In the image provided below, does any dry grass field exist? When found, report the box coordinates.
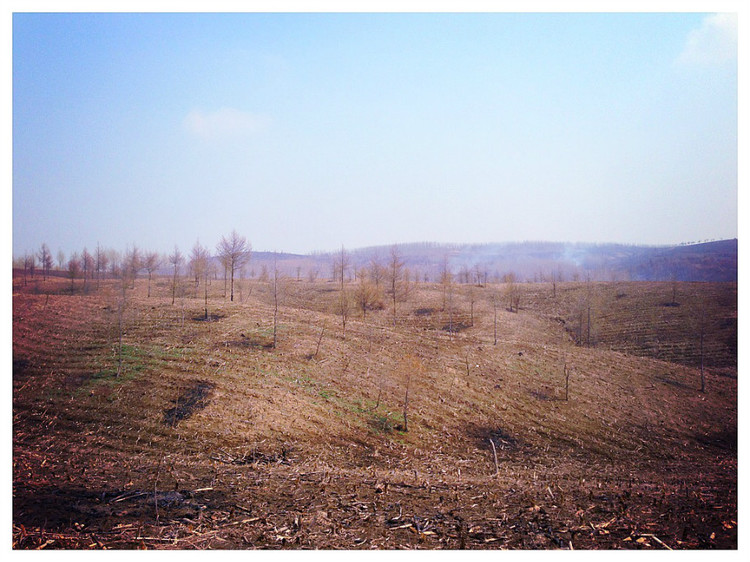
[12,273,737,549]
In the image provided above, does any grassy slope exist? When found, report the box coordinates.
[12,275,737,549]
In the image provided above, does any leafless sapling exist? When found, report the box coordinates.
[492,293,498,345]
[67,253,81,292]
[24,253,36,283]
[354,277,380,320]
[271,253,286,349]
[398,355,423,433]
[168,246,184,306]
[189,241,210,315]
[369,254,385,289]
[124,246,142,289]
[217,230,251,302]
[143,251,161,298]
[387,245,405,326]
[95,243,109,288]
[82,248,96,292]
[37,243,52,281]
[334,246,351,337]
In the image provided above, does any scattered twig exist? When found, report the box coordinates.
[640,534,673,550]
[110,491,149,503]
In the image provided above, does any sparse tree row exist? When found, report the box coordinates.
[14,237,723,394]
[14,230,251,303]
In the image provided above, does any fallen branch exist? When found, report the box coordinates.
[640,534,673,550]
[110,491,149,503]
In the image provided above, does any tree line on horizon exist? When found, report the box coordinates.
[14,234,527,295]
[13,231,253,302]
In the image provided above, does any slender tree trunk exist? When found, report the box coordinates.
[272,270,279,349]
[223,265,228,299]
[493,297,498,345]
[230,264,235,302]
[313,326,324,359]
[204,274,209,320]
[117,285,125,378]
[448,284,454,336]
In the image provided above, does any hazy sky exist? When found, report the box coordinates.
[11,9,740,257]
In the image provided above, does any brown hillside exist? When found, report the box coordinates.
[12,275,737,549]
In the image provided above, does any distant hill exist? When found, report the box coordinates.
[616,239,738,282]
[244,239,737,283]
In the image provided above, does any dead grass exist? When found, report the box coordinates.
[12,274,737,549]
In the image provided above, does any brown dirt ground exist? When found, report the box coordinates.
[12,275,737,550]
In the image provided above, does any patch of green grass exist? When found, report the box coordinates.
[75,343,191,394]
[318,389,334,400]
[367,409,402,434]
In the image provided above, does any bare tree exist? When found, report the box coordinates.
[216,230,251,302]
[467,284,476,327]
[440,257,453,311]
[492,293,498,345]
[168,246,184,306]
[95,243,109,288]
[67,253,81,291]
[22,253,34,286]
[334,246,351,337]
[369,254,385,288]
[107,249,121,279]
[189,241,209,298]
[398,355,423,433]
[271,253,286,349]
[504,273,520,313]
[333,245,350,288]
[354,276,380,320]
[142,251,161,298]
[387,245,405,326]
[81,248,95,292]
[56,249,65,271]
[38,243,52,280]
[123,246,142,289]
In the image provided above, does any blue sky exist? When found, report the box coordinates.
[11,8,740,257]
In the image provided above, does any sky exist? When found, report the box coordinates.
[10,5,742,258]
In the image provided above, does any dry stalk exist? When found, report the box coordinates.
[489,439,499,475]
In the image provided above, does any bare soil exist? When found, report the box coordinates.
[12,275,737,549]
